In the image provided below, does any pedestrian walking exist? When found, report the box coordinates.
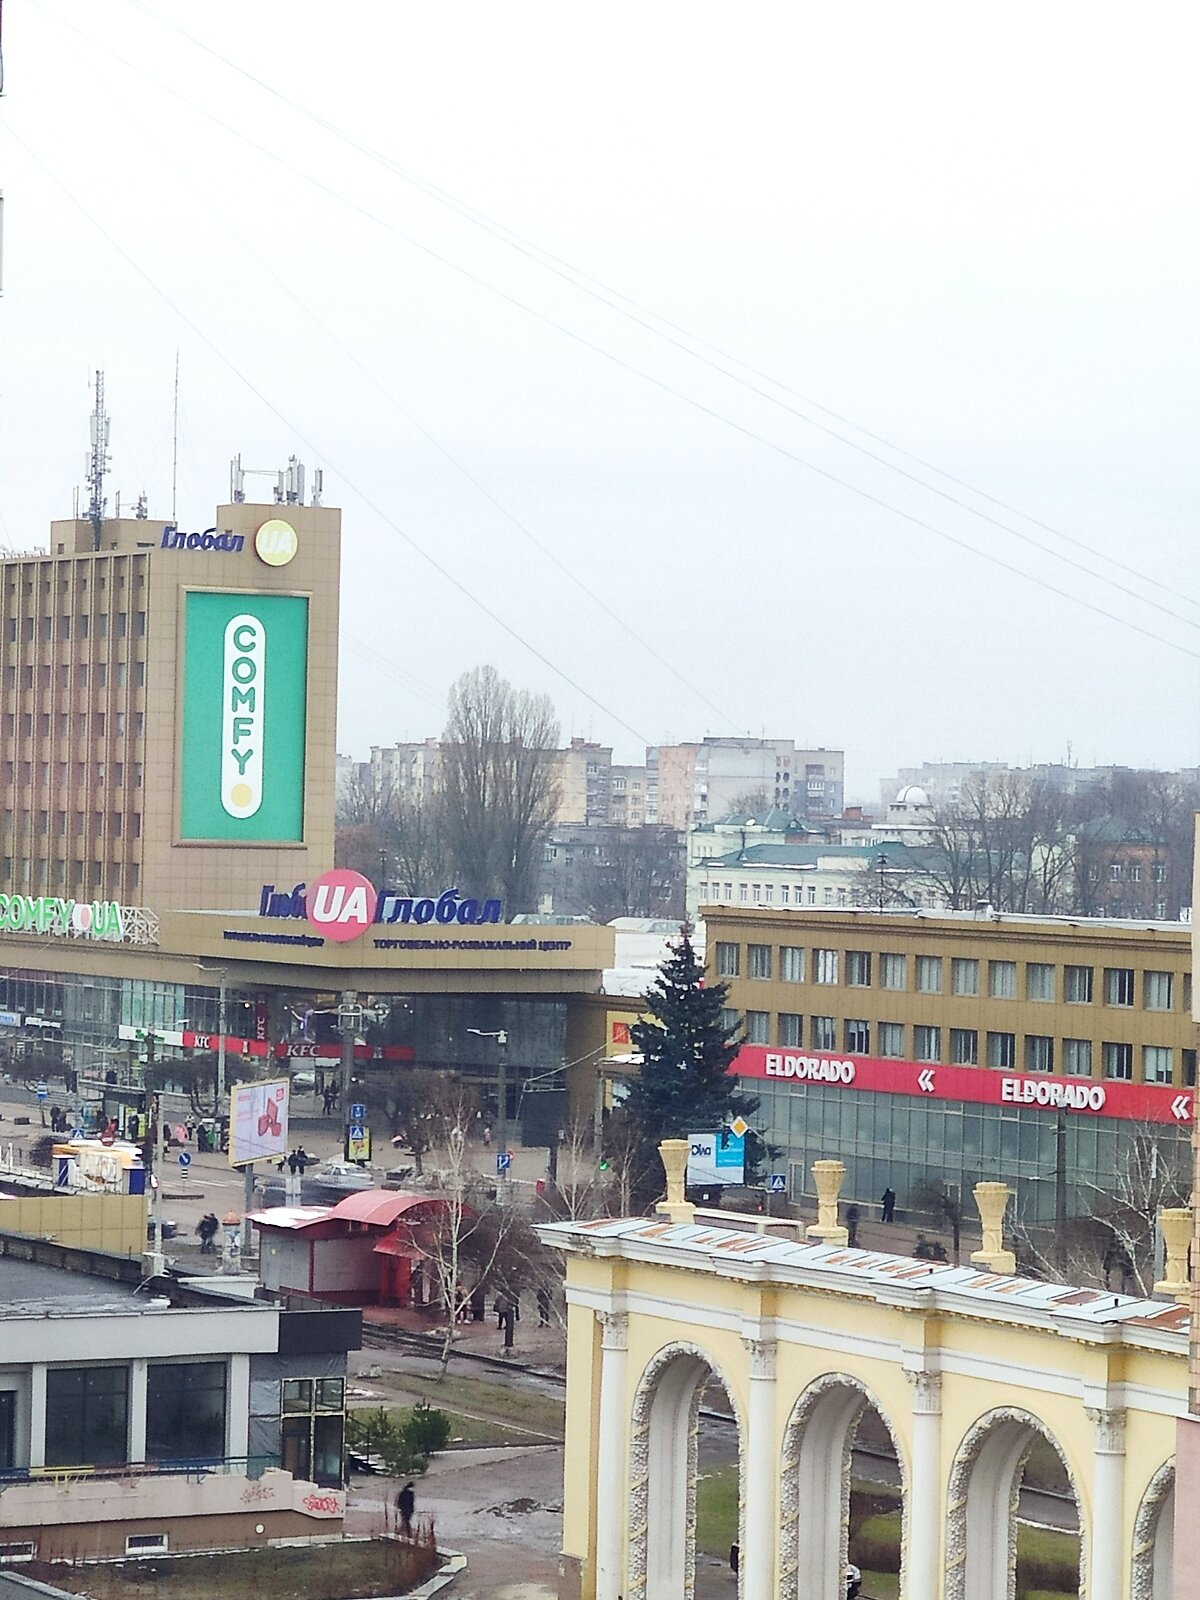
[846,1204,861,1247]
[197,1213,219,1255]
[881,1186,896,1223]
[396,1480,415,1539]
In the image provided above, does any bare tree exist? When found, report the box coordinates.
[367,1067,469,1176]
[917,773,1074,914]
[1011,1123,1191,1294]
[542,1114,611,1222]
[721,789,771,819]
[416,1086,531,1373]
[439,667,561,910]
[578,826,685,922]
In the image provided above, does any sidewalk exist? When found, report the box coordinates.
[362,1300,567,1370]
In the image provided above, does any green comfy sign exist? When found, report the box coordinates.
[0,895,124,938]
[180,591,308,842]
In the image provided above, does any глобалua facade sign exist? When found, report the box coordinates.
[260,871,503,940]
[0,895,125,940]
[160,527,246,553]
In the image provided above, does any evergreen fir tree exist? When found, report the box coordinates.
[623,925,758,1203]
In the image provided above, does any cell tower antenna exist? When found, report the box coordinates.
[171,348,179,524]
[86,369,110,552]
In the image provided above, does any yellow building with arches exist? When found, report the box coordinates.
[541,1206,1185,1600]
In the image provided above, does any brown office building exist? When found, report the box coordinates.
[0,497,615,1134]
[707,904,1195,1220]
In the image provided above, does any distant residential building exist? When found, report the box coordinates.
[1076,818,1178,921]
[608,763,650,827]
[649,738,844,830]
[552,738,613,826]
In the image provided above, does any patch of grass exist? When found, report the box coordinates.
[694,1462,738,1555]
[367,1372,564,1438]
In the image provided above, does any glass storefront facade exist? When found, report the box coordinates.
[752,1077,1192,1225]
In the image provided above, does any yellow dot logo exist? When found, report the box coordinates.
[229,782,253,809]
[254,519,298,567]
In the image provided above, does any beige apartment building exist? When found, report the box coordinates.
[707,904,1194,1219]
[3,501,339,912]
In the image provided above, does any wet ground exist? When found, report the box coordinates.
[346,1443,562,1599]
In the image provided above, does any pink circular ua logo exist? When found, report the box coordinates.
[305,868,377,942]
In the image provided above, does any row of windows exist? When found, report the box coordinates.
[3,810,142,837]
[5,564,146,595]
[2,760,144,787]
[1,710,145,738]
[715,943,1187,1010]
[698,880,944,910]
[2,658,147,689]
[2,857,142,891]
[0,660,147,693]
[2,611,147,642]
[726,1004,1194,1084]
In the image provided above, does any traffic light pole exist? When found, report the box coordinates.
[340,989,356,1158]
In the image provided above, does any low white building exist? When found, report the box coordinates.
[688,839,948,920]
[0,1244,359,1559]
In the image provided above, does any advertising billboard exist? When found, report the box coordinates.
[180,591,309,841]
[686,1130,746,1188]
[229,1078,290,1167]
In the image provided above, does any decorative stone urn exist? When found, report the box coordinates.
[1154,1206,1192,1303]
[805,1159,849,1245]
[655,1139,695,1224]
[970,1182,1016,1274]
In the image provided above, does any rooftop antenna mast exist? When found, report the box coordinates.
[171,348,179,524]
[86,369,110,552]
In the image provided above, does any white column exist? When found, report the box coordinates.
[28,1363,46,1469]
[741,1337,778,1600]
[905,1370,942,1600]
[228,1354,251,1461]
[595,1311,629,1600]
[128,1357,148,1463]
[1087,1406,1126,1600]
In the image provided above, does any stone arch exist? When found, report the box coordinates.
[626,1340,744,1600]
[778,1371,909,1600]
[945,1406,1086,1600]
[1131,1458,1174,1600]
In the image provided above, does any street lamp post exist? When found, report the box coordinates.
[467,1027,509,1190]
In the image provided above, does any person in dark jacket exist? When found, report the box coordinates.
[397,1480,415,1538]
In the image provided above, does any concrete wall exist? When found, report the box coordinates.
[0,1467,344,1559]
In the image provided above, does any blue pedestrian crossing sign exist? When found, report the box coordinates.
[349,1124,365,1143]
[496,1150,512,1173]
[769,1173,787,1193]
[35,1082,47,1101]
[178,1151,192,1169]
[350,1103,366,1122]
[71,1127,83,1140]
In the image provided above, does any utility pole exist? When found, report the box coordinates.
[468,1026,510,1200]
[339,989,357,1157]
[217,975,228,1110]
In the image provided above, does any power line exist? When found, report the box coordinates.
[118,0,1200,627]
[20,4,1200,671]
[0,121,658,750]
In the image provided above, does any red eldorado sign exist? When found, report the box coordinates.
[732,1045,1193,1126]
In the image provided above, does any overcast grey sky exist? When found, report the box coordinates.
[2,3,1197,800]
